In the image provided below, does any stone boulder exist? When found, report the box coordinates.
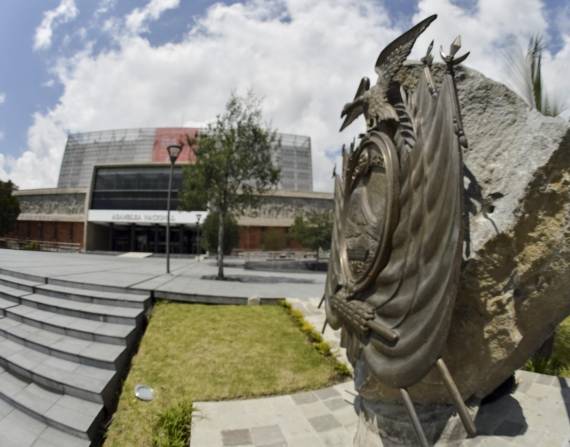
[359,63,570,404]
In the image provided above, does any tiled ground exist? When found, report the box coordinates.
[0,249,326,301]
[191,371,570,446]
[191,382,358,447]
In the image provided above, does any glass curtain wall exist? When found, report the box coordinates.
[91,166,183,210]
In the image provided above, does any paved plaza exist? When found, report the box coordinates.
[0,249,325,302]
[191,370,570,447]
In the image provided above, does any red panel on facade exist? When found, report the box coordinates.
[152,128,198,163]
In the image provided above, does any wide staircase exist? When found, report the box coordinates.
[0,268,151,447]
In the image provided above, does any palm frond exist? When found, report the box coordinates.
[504,34,567,117]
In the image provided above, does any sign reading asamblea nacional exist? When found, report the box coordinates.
[87,210,205,225]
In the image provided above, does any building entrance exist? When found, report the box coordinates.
[107,224,198,254]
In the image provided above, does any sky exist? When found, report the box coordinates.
[0,0,568,192]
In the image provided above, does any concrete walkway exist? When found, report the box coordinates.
[0,249,325,301]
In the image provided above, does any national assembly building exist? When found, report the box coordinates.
[7,128,332,254]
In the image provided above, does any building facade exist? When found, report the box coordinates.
[7,127,331,253]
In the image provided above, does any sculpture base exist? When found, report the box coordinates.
[353,395,479,446]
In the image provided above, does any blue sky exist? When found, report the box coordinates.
[0,0,568,191]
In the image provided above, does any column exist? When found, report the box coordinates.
[129,225,135,252]
[154,225,159,253]
[109,223,114,251]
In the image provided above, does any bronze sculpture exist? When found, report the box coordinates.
[325,14,476,446]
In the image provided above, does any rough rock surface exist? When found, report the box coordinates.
[355,63,570,407]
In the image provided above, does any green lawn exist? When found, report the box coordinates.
[104,301,347,447]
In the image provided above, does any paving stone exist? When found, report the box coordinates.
[291,391,318,405]
[287,434,325,447]
[191,427,223,447]
[517,370,539,383]
[330,405,358,427]
[323,398,350,412]
[277,413,315,438]
[14,384,61,414]
[299,400,330,420]
[0,369,28,397]
[526,383,558,400]
[8,350,45,371]
[319,427,353,447]
[81,341,124,363]
[0,409,46,447]
[221,428,253,446]
[516,380,533,394]
[314,387,341,401]
[33,427,90,447]
[535,374,556,386]
[250,424,286,446]
[0,398,13,418]
[44,401,98,434]
[308,414,342,433]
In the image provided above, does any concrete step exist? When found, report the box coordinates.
[35,283,149,309]
[0,319,126,370]
[0,337,116,406]
[0,274,42,293]
[0,283,31,305]
[0,401,90,447]
[5,304,135,346]
[19,292,143,326]
[0,335,116,405]
[0,268,148,445]
[0,296,19,317]
[0,366,103,441]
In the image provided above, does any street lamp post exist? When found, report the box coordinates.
[195,213,202,259]
[166,144,182,274]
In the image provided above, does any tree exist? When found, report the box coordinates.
[0,180,20,237]
[200,212,239,255]
[505,35,567,117]
[180,92,280,279]
[290,210,333,260]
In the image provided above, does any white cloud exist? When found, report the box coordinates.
[0,92,5,104]
[126,0,181,34]
[0,153,9,182]
[94,0,117,18]
[9,0,570,191]
[411,0,548,83]
[7,113,67,188]
[34,0,79,51]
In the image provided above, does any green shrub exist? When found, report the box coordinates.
[334,362,352,377]
[200,212,239,255]
[523,317,570,377]
[315,341,332,357]
[524,357,563,376]
[152,400,194,447]
[279,299,351,378]
[262,228,287,251]
[0,180,20,237]
[22,241,40,251]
